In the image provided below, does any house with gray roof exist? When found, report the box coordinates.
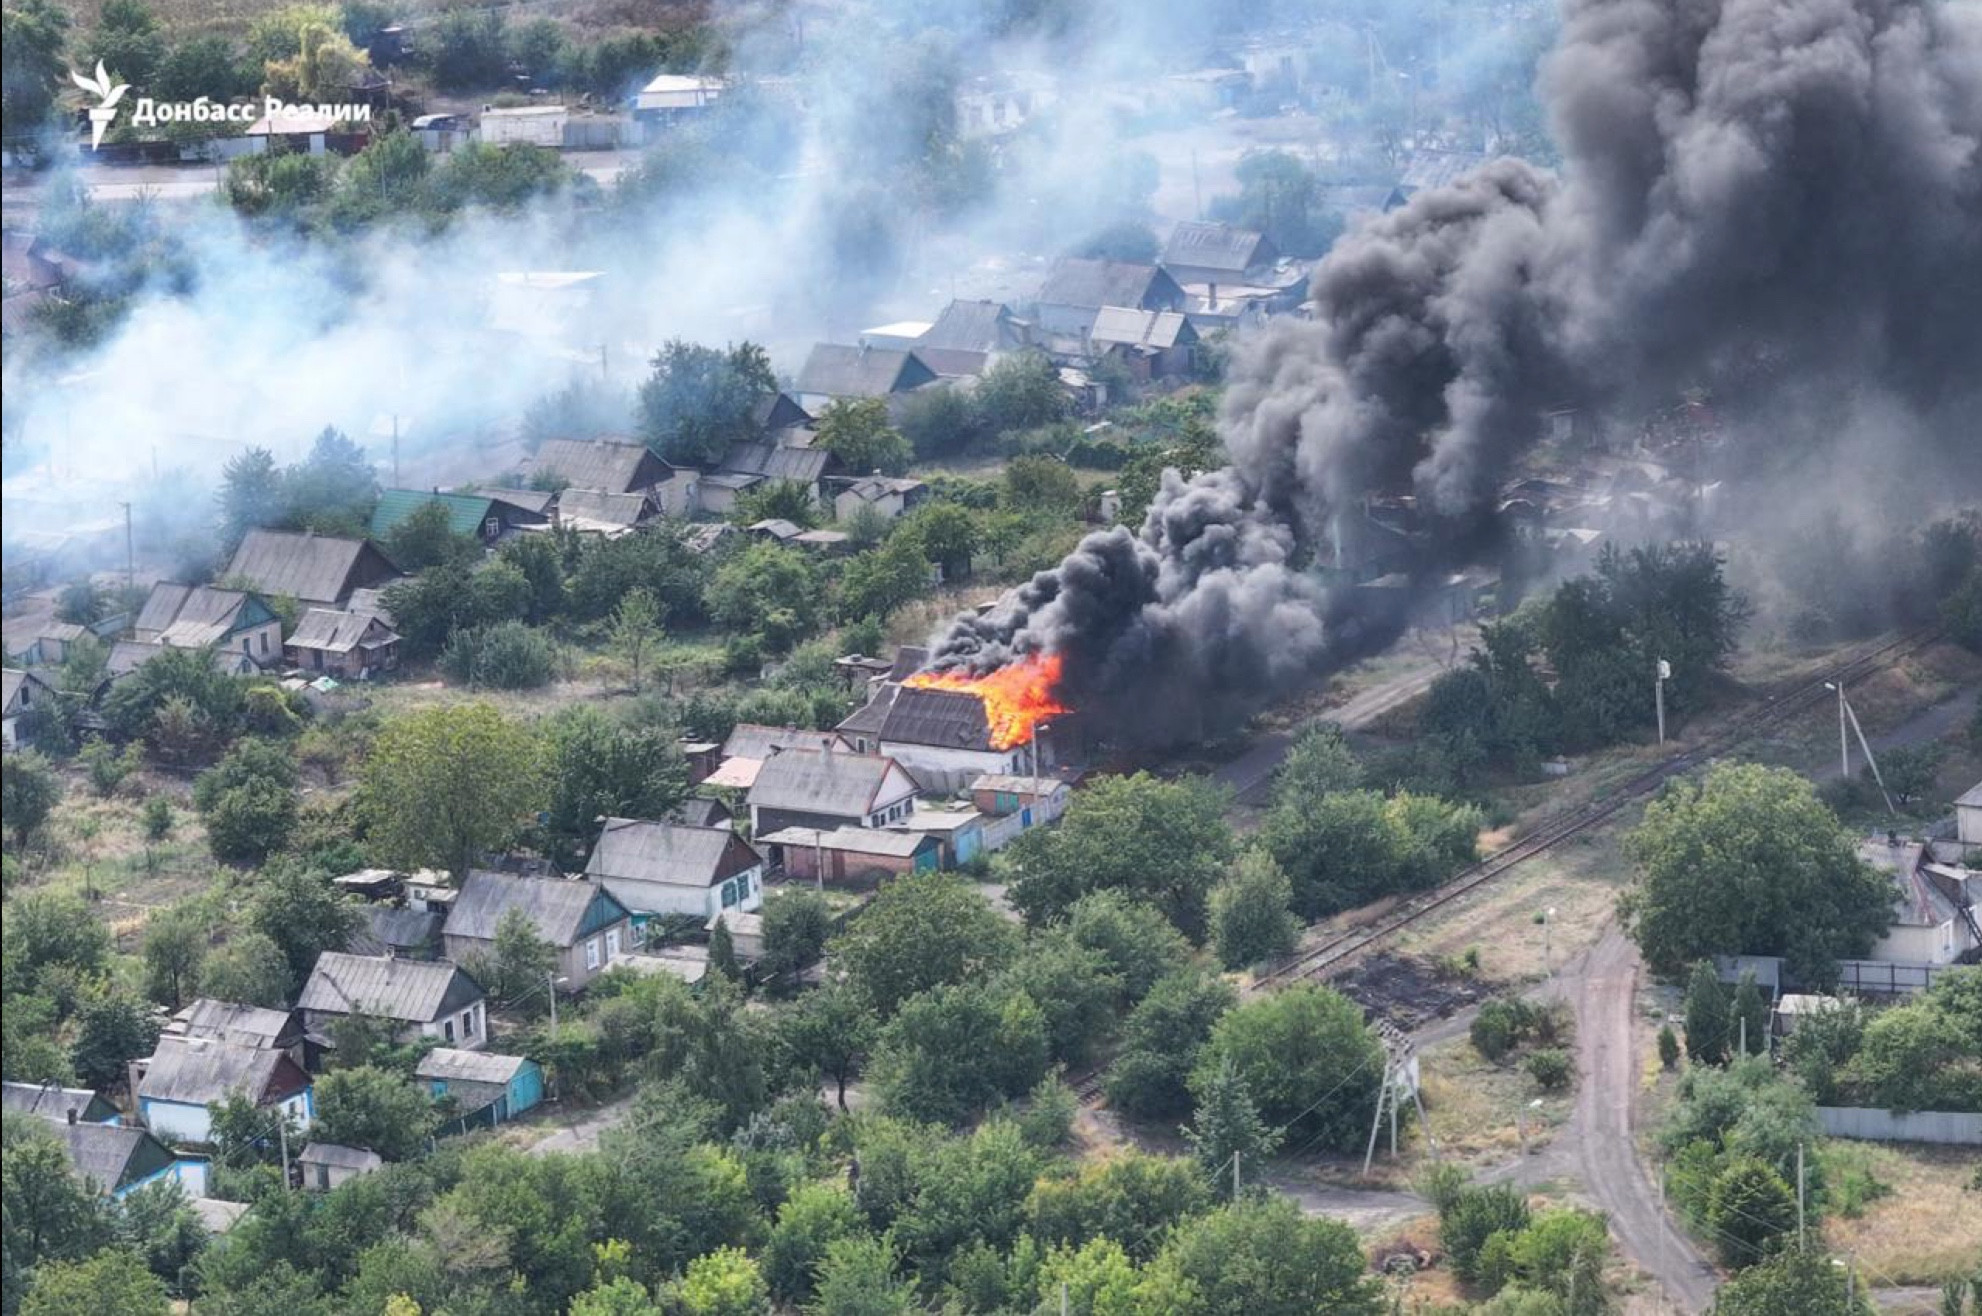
[584,817,764,927]
[792,343,939,412]
[299,951,487,1049]
[134,584,283,665]
[42,1118,207,1199]
[104,639,261,680]
[533,438,693,512]
[1160,220,1279,287]
[836,682,1052,792]
[746,746,921,835]
[755,825,943,883]
[921,299,1031,354]
[1087,306,1200,381]
[164,999,307,1068]
[1,1080,120,1125]
[347,905,445,960]
[2,667,57,749]
[554,487,660,537]
[417,1048,544,1128]
[298,1141,383,1191]
[443,872,633,990]
[136,1036,313,1144]
[284,607,401,678]
[1034,259,1186,336]
[834,476,929,523]
[223,530,400,609]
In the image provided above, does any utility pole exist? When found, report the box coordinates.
[1796,1142,1806,1250]
[1841,695,1896,814]
[1826,680,1849,779]
[1231,1149,1241,1200]
[1739,1013,1746,1058]
[1654,658,1670,744]
[546,970,559,1039]
[119,500,135,594]
[278,1115,291,1191]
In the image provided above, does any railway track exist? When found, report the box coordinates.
[1253,627,1943,991]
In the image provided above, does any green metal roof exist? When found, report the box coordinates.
[369,489,496,540]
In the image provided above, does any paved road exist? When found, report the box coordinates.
[1813,685,1980,782]
[526,1089,638,1157]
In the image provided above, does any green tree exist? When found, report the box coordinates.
[1843,999,1976,1113]
[609,588,665,692]
[896,386,979,459]
[1683,961,1732,1065]
[777,981,875,1110]
[762,1180,863,1303]
[141,901,208,1009]
[245,861,359,991]
[1143,1195,1382,1316]
[101,646,246,758]
[831,871,1018,1016]
[974,352,1068,437]
[1262,786,1479,921]
[1624,764,1892,983]
[223,148,337,222]
[995,934,1120,1067]
[1026,1150,1213,1263]
[1438,1181,1533,1286]
[199,930,293,1008]
[150,33,254,103]
[70,987,160,1090]
[469,907,557,1016]
[1001,453,1082,514]
[836,534,929,623]
[538,707,687,869]
[363,703,547,875]
[218,447,286,547]
[637,340,777,467]
[1193,983,1384,1153]
[663,1246,769,1316]
[1211,850,1301,970]
[903,501,978,579]
[1063,890,1192,1007]
[192,737,300,864]
[708,916,741,982]
[759,887,832,984]
[1073,220,1159,262]
[114,1178,206,1296]
[815,398,913,476]
[1731,970,1770,1057]
[1185,1058,1282,1195]
[309,1064,435,1161]
[1105,969,1235,1119]
[1,0,72,153]
[570,1277,662,1316]
[1877,742,1949,810]
[1705,1158,1797,1268]
[77,740,139,800]
[86,0,163,98]
[811,1234,917,1316]
[439,620,556,690]
[2,750,62,849]
[20,1248,167,1316]
[869,983,1049,1125]
[1711,1247,1873,1315]
[706,542,822,653]
[1002,773,1232,941]
[1209,149,1341,257]
[426,4,505,88]
[382,499,477,573]
[1,1118,111,1278]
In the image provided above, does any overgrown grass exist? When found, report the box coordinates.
[1820,1143,1982,1286]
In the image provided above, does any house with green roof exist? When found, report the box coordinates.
[368,489,543,547]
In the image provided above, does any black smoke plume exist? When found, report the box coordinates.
[928,0,1982,744]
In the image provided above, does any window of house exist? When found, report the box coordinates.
[260,632,269,654]
[585,937,601,970]
[722,879,740,908]
[630,920,646,947]
[605,928,620,958]
[444,1019,455,1042]
[241,636,250,652]
[462,1009,475,1037]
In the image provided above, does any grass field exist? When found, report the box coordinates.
[1820,1142,1982,1287]
[1415,1030,1574,1167]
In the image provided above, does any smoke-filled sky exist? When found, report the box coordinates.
[931,0,1982,742]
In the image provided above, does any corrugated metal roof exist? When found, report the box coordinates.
[757,825,938,857]
[1958,781,1982,809]
[970,774,1069,796]
[416,1047,529,1085]
[558,487,655,528]
[1037,259,1182,311]
[911,348,988,379]
[288,608,395,653]
[172,999,294,1048]
[535,438,672,494]
[444,872,627,946]
[481,487,557,516]
[105,640,257,678]
[53,1122,174,1193]
[1161,220,1270,274]
[922,300,1029,353]
[298,1141,383,1171]
[224,530,397,605]
[720,441,835,484]
[139,1037,306,1106]
[794,344,936,399]
[369,489,497,540]
[1089,306,1195,349]
[346,907,443,958]
[672,797,731,828]
[747,748,917,817]
[299,952,483,1023]
[1398,150,1488,192]
[1,1081,116,1122]
[585,817,759,892]
[838,684,996,751]
[136,583,263,642]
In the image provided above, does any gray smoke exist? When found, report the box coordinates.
[929,0,1982,741]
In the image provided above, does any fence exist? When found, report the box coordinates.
[1815,1106,1982,1145]
[1715,954,1950,997]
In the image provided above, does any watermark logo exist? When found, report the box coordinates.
[71,61,130,150]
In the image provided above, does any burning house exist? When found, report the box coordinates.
[837,653,1075,794]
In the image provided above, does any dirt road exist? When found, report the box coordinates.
[1215,660,1446,808]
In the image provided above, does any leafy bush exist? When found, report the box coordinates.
[1524,1048,1571,1091]
[439,621,556,689]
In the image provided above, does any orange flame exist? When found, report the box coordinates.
[904,652,1072,751]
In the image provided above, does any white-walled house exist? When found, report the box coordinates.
[837,684,1063,794]
[299,952,489,1050]
[584,817,765,931]
[1958,781,1982,849]
[136,1037,313,1144]
[747,747,921,835]
[1861,837,1979,966]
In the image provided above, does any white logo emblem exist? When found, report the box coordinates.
[72,61,131,150]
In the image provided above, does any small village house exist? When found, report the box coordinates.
[756,825,942,884]
[746,745,921,835]
[479,105,568,147]
[417,1048,545,1129]
[1,667,56,749]
[442,872,634,990]
[1085,307,1200,382]
[792,343,939,413]
[2,1080,121,1125]
[299,952,489,1050]
[244,106,370,156]
[833,477,929,523]
[921,299,1032,355]
[104,640,261,681]
[285,607,402,678]
[709,441,843,513]
[633,73,725,128]
[163,999,309,1070]
[583,817,765,932]
[1033,259,1186,338]
[970,773,1073,853]
[532,438,692,512]
[223,529,400,610]
[838,683,1063,793]
[554,488,661,537]
[132,583,283,666]
[1159,220,1281,289]
[297,1142,383,1191]
[346,905,446,960]
[890,801,988,868]
[1860,836,1979,967]
[135,1036,314,1144]
[368,489,531,547]
[45,1117,209,1199]
[859,320,932,351]
[709,911,765,962]
[1958,781,1982,852]
[705,724,854,791]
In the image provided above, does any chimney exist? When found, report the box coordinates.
[67,1108,78,1125]
[821,737,834,758]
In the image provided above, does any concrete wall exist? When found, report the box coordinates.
[1816,1107,1982,1145]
